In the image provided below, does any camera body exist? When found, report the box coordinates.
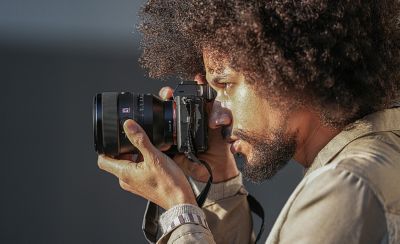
[93,81,216,156]
[173,81,215,153]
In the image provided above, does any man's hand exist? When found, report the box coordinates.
[159,75,239,183]
[97,119,196,210]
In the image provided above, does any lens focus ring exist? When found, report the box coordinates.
[101,93,119,155]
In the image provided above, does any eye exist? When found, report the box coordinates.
[222,82,233,89]
[215,79,233,90]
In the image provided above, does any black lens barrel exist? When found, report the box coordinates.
[93,94,103,153]
[101,93,120,155]
[93,92,174,156]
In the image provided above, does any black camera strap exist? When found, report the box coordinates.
[141,159,213,243]
[142,97,265,243]
[182,97,214,206]
[248,194,265,242]
[142,191,266,243]
[142,201,159,243]
[182,96,265,242]
[142,98,214,243]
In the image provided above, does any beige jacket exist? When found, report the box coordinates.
[157,107,400,244]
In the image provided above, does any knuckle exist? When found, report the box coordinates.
[133,133,146,146]
[153,156,162,166]
[149,153,165,168]
[120,167,132,185]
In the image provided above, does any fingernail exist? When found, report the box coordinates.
[124,120,137,133]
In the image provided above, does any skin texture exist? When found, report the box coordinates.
[97,51,342,208]
[98,120,197,210]
[202,52,341,182]
[159,75,239,183]
[98,0,400,215]
[203,55,297,183]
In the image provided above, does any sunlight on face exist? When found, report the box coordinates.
[203,51,297,183]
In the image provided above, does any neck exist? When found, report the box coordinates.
[294,119,341,168]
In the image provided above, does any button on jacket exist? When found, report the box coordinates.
[157,107,400,244]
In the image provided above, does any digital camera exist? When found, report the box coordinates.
[93,81,216,156]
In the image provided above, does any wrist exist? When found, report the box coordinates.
[166,190,197,210]
[159,204,208,234]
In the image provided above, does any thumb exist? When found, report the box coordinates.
[123,119,154,159]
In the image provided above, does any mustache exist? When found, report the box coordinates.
[232,129,257,143]
[221,127,254,142]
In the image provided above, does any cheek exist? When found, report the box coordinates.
[230,88,271,132]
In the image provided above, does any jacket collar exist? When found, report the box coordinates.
[305,107,400,176]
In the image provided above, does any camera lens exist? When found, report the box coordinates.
[93,92,174,156]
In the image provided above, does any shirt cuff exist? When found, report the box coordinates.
[189,172,246,204]
[159,204,208,235]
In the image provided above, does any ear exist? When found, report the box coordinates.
[194,73,207,85]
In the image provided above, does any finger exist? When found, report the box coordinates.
[173,154,210,182]
[158,86,174,100]
[208,112,231,129]
[194,73,207,85]
[173,154,192,175]
[159,144,172,151]
[123,119,155,159]
[97,154,132,179]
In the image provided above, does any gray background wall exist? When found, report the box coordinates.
[0,0,303,243]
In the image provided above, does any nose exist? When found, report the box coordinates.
[208,100,232,129]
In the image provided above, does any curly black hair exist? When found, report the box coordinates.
[138,0,400,128]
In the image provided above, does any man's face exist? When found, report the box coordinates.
[204,52,297,183]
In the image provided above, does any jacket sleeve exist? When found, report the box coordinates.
[157,173,254,244]
[276,167,387,244]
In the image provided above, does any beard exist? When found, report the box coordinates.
[231,128,297,184]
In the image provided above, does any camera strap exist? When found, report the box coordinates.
[142,200,159,243]
[141,157,212,244]
[181,96,266,241]
[185,154,213,207]
[181,97,213,206]
[142,166,265,243]
[142,193,266,243]
[142,98,213,243]
[247,194,265,242]
[142,97,265,243]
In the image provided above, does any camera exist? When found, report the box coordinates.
[93,81,216,156]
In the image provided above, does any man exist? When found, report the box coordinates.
[98,0,400,243]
